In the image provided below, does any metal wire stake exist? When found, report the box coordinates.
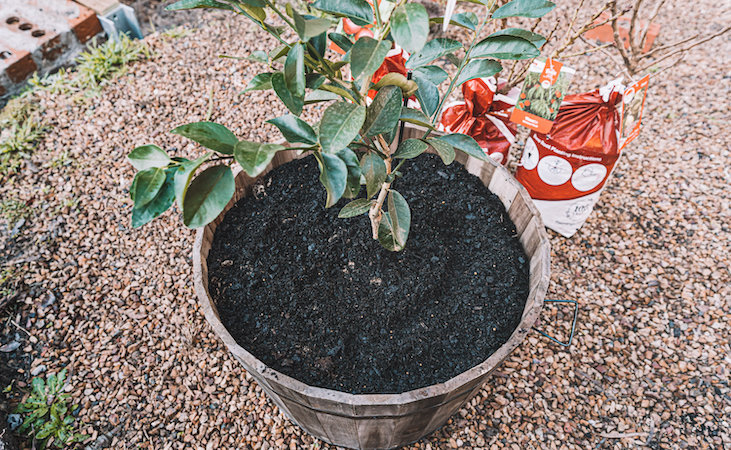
[533,299,579,347]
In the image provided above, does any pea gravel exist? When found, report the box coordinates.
[0,0,728,448]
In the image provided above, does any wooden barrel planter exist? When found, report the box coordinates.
[193,126,551,449]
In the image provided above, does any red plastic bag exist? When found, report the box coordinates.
[515,87,623,237]
[369,47,408,100]
[439,78,518,165]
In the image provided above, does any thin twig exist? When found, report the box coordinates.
[10,319,33,337]
[579,35,632,79]
[636,26,730,72]
[628,0,646,56]
[551,0,588,58]
[640,0,667,47]
[639,33,700,59]
[205,86,214,121]
[611,1,635,74]
[645,54,686,78]
[561,42,614,58]
[552,1,616,58]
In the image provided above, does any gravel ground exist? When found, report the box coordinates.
[1,0,729,448]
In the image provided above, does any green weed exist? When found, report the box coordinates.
[162,26,195,39]
[0,100,46,175]
[0,197,31,228]
[14,369,88,449]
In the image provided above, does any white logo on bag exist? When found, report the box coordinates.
[571,163,607,192]
[537,155,572,186]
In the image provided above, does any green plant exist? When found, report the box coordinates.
[128,0,557,250]
[14,370,87,449]
[0,99,47,175]
[0,198,31,228]
[0,266,18,300]
[74,34,149,90]
[162,26,196,39]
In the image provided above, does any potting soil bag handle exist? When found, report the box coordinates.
[532,299,578,347]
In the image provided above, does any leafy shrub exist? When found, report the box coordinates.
[128,0,556,251]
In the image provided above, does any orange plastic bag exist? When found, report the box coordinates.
[515,86,623,236]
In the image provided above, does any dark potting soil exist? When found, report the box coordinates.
[208,154,530,394]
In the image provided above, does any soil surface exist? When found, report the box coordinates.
[207,154,530,394]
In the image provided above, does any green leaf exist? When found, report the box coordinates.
[309,30,328,58]
[406,38,462,69]
[31,377,45,396]
[270,45,290,62]
[246,50,268,63]
[362,86,403,137]
[337,148,362,198]
[242,73,273,93]
[36,421,55,439]
[338,198,372,218]
[393,138,428,159]
[411,72,440,117]
[174,152,211,208]
[319,102,366,153]
[239,0,268,7]
[305,89,341,104]
[455,59,503,86]
[388,190,410,247]
[171,122,238,154]
[377,190,411,251]
[132,167,176,228]
[391,4,429,54]
[318,83,358,103]
[425,138,455,164]
[437,133,489,161]
[429,12,478,31]
[267,114,317,145]
[240,4,267,22]
[360,152,387,198]
[399,107,436,129]
[492,0,556,19]
[234,141,285,177]
[128,145,170,170]
[328,33,353,53]
[271,72,304,115]
[182,165,235,228]
[471,35,540,60]
[315,153,348,207]
[131,167,166,206]
[306,73,327,90]
[293,13,332,40]
[351,37,391,80]
[311,0,374,26]
[489,27,547,48]
[284,43,305,97]
[412,65,448,85]
[165,0,234,11]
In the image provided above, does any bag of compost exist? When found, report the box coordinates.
[515,81,625,237]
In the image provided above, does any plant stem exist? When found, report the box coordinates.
[422,7,492,140]
[368,135,394,239]
[374,0,382,29]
